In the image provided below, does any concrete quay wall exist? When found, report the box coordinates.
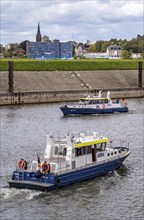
[0,88,143,106]
[0,70,143,105]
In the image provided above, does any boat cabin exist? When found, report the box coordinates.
[40,133,110,173]
[29,132,129,175]
[79,97,111,105]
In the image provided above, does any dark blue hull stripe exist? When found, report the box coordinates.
[60,107,128,115]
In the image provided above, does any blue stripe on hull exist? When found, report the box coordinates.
[60,107,128,115]
[56,156,126,187]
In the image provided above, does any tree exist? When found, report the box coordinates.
[95,41,103,52]
[0,44,5,53]
[101,42,110,52]
[120,50,130,59]
[3,50,12,58]
[9,43,18,50]
[42,35,50,42]
[88,44,96,52]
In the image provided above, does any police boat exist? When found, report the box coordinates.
[60,91,128,115]
[8,132,130,191]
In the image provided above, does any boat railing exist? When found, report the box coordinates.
[107,139,129,149]
[119,139,129,149]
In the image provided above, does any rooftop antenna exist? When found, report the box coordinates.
[72,32,73,41]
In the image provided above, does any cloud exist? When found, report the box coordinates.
[1,0,143,45]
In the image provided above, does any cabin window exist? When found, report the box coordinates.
[87,145,92,154]
[90,99,109,104]
[55,145,67,156]
[97,152,104,157]
[82,147,86,155]
[75,146,91,156]
[101,100,105,103]
[55,146,58,154]
[96,143,106,151]
[102,143,106,150]
[111,152,113,155]
[96,144,101,150]
[107,153,110,156]
[75,148,82,156]
[63,148,67,155]
[115,151,117,154]
[75,149,78,156]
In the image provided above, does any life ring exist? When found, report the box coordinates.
[102,104,106,109]
[18,159,27,170]
[42,161,50,173]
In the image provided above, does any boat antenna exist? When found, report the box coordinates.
[98,90,102,98]
[107,91,110,98]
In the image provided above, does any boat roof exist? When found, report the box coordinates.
[80,97,110,101]
[74,137,109,148]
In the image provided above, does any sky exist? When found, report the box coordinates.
[1,0,143,45]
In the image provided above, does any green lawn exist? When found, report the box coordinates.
[0,58,143,71]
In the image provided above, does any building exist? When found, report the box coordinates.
[26,40,73,59]
[75,44,83,57]
[107,45,122,58]
[83,52,109,59]
[0,53,4,58]
[131,53,142,59]
[26,23,73,59]
[14,48,25,55]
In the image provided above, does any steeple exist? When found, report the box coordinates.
[36,22,42,42]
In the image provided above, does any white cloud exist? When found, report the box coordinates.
[1,0,143,45]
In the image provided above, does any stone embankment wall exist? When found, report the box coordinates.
[0,70,143,105]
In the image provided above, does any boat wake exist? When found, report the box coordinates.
[116,164,130,176]
[0,187,42,200]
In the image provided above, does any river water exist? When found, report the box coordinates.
[0,98,144,220]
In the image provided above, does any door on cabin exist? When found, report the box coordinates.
[92,144,96,162]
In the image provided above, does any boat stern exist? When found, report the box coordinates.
[8,170,57,191]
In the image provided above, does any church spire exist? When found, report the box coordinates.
[36,22,42,42]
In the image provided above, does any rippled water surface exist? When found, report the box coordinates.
[0,98,144,220]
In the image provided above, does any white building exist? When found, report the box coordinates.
[83,52,109,59]
[75,44,83,57]
[107,45,122,58]
[131,53,142,59]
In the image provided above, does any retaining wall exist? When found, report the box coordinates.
[0,88,143,106]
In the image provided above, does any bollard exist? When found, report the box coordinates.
[138,61,142,88]
[8,61,14,93]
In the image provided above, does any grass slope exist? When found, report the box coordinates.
[0,58,144,71]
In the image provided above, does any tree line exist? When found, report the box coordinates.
[0,34,143,58]
[87,35,143,53]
